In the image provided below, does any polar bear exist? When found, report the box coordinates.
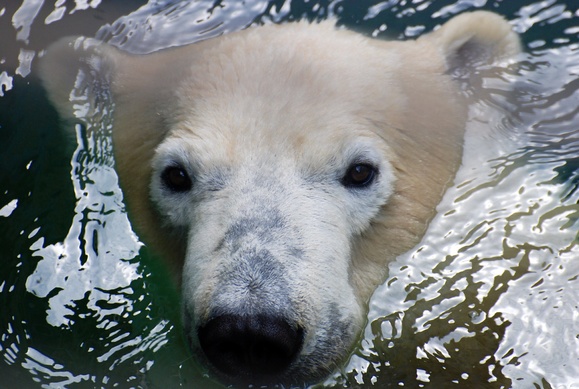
[39,11,519,386]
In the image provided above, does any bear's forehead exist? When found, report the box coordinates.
[170,24,409,123]
[167,46,407,162]
[169,68,401,166]
[166,114,389,172]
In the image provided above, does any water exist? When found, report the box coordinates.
[0,1,578,388]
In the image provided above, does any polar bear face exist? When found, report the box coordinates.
[149,91,397,382]
[40,11,520,386]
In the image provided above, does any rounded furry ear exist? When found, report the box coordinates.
[38,37,121,121]
[423,11,521,75]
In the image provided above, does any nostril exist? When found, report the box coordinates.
[198,314,303,380]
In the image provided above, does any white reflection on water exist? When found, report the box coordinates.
[25,119,141,328]
[96,0,274,54]
[0,71,14,97]
[0,199,18,217]
[22,347,91,387]
[11,0,43,43]
[12,0,103,37]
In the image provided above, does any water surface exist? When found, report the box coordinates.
[0,1,578,388]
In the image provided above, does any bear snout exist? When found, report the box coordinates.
[197,314,304,382]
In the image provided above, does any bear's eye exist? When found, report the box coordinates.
[342,163,377,188]
[161,165,192,193]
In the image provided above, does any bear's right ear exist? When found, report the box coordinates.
[38,37,124,121]
[422,11,521,77]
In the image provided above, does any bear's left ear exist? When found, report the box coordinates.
[38,36,125,122]
[421,11,521,76]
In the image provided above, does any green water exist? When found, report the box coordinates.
[1,1,578,388]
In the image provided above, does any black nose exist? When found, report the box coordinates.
[198,314,303,381]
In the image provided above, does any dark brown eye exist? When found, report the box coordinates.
[342,163,377,188]
[162,165,192,192]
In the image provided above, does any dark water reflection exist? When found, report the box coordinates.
[0,1,578,388]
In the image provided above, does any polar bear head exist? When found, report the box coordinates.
[40,11,519,386]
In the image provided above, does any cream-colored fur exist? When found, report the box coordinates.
[39,11,520,386]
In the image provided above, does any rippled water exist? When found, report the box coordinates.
[1,1,578,388]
